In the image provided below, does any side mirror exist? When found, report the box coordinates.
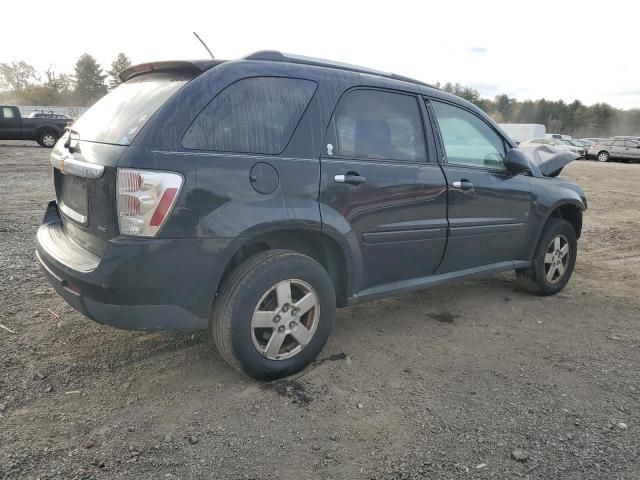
[504,148,531,173]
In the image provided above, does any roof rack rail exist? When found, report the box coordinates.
[243,51,435,89]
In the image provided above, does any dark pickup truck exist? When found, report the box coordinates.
[0,105,71,147]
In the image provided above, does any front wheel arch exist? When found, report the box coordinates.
[516,217,577,295]
[550,203,583,238]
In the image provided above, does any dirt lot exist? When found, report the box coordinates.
[1,140,639,480]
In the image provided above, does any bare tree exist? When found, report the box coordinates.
[0,61,40,102]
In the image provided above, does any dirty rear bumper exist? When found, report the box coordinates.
[37,249,207,330]
[35,201,233,331]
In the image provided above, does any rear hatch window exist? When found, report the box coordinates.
[71,72,190,146]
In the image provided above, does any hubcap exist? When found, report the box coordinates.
[598,152,608,162]
[544,235,570,284]
[250,279,320,360]
[42,134,56,146]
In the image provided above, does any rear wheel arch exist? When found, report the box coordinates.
[35,124,61,136]
[218,229,351,307]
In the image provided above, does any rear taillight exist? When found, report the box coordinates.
[116,168,183,237]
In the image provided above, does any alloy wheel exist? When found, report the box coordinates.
[597,152,609,162]
[42,134,56,147]
[544,234,570,284]
[250,279,320,360]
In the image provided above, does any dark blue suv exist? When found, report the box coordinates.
[36,51,587,379]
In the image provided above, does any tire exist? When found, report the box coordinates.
[37,131,59,148]
[211,249,336,380]
[516,218,577,296]
[597,150,610,162]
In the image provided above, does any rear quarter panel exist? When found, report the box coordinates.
[119,61,348,311]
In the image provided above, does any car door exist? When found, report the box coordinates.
[427,98,533,273]
[610,140,625,159]
[0,107,20,140]
[319,88,448,292]
[624,141,640,160]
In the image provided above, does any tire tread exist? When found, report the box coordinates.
[211,249,315,375]
[516,217,576,296]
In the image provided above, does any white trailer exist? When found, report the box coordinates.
[498,123,546,144]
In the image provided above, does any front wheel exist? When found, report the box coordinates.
[211,250,335,380]
[37,131,59,148]
[516,218,577,296]
[597,151,610,162]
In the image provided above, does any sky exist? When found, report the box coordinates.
[2,0,638,109]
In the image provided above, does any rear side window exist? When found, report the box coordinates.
[2,107,15,119]
[324,89,426,162]
[183,77,316,154]
[71,72,190,145]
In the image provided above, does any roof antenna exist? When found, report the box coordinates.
[193,32,215,59]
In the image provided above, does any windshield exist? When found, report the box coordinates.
[71,72,189,145]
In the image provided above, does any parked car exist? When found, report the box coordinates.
[588,138,640,162]
[0,106,71,147]
[565,139,591,157]
[572,139,592,149]
[36,51,587,380]
[546,133,572,141]
[578,138,600,148]
[521,137,585,157]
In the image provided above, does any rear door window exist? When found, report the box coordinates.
[71,72,191,145]
[182,77,317,155]
[323,89,427,162]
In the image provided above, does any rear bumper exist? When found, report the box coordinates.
[37,249,206,330]
[36,201,234,331]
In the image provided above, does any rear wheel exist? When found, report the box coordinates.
[597,151,610,162]
[37,131,58,148]
[211,250,335,380]
[516,218,577,296]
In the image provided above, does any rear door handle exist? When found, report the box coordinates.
[335,174,367,185]
[452,180,474,190]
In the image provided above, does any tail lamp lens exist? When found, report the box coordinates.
[116,168,183,237]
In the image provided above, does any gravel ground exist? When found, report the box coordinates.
[1,140,639,480]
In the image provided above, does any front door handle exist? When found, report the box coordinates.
[335,173,367,185]
[452,180,474,190]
